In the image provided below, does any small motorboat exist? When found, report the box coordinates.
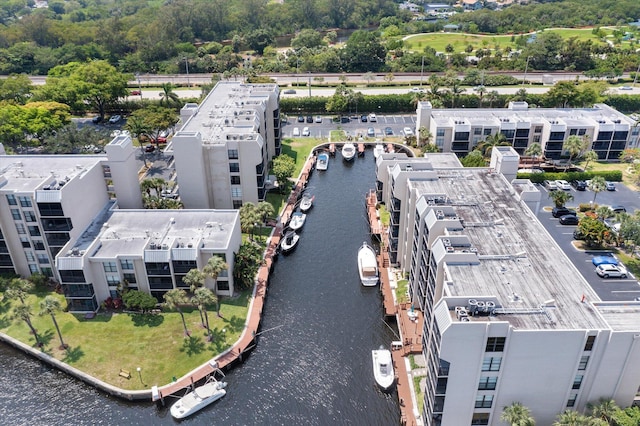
[280,231,300,254]
[170,377,227,419]
[317,152,329,171]
[358,242,379,286]
[372,346,395,390]
[342,143,356,161]
[288,211,306,231]
[373,144,385,159]
[299,194,314,212]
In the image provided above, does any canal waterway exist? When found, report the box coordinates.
[0,152,400,425]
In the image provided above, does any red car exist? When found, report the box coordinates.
[130,90,141,96]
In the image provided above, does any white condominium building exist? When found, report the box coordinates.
[56,208,240,312]
[170,81,281,209]
[416,101,639,160]
[376,149,640,425]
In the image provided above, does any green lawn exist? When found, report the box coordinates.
[280,136,325,178]
[0,289,250,390]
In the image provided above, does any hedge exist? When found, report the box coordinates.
[516,170,623,183]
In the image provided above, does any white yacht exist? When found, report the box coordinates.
[358,242,379,286]
[372,346,395,390]
[170,377,227,419]
[342,143,356,161]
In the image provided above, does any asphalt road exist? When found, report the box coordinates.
[284,114,417,139]
[535,182,640,302]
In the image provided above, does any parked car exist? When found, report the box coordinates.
[403,127,414,136]
[292,127,300,137]
[144,144,155,152]
[552,206,576,218]
[384,127,393,136]
[368,113,377,122]
[573,229,585,240]
[595,263,628,279]
[130,90,141,96]
[555,180,571,190]
[315,116,322,123]
[91,115,102,124]
[283,89,297,94]
[306,116,313,123]
[409,87,425,93]
[297,116,305,123]
[605,181,616,191]
[361,115,368,122]
[367,127,375,137]
[543,180,558,190]
[610,205,626,213]
[108,115,122,124]
[302,127,310,136]
[592,255,619,266]
[340,116,350,123]
[559,215,579,225]
[571,180,587,191]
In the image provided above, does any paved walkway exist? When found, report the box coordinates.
[155,154,317,403]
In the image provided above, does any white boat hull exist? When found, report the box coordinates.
[358,242,379,286]
[170,380,227,419]
[299,195,314,212]
[280,231,300,253]
[372,348,395,390]
[317,153,329,170]
[342,143,356,161]
[373,145,384,159]
[289,212,306,231]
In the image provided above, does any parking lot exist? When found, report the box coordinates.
[535,181,640,302]
[284,114,417,139]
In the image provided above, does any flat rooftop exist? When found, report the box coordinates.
[410,168,614,330]
[0,155,103,192]
[179,81,278,145]
[62,209,239,259]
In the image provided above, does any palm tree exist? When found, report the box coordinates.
[163,289,190,337]
[553,409,605,425]
[548,190,575,208]
[182,268,206,326]
[159,83,179,107]
[501,402,536,426]
[587,398,619,424]
[6,278,34,305]
[427,74,443,104]
[563,135,588,170]
[589,176,607,205]
[411,91,428,108]
[525,143,543,167]
[192,287,217,342]
[13,304,43,348]
[39,295,67,350]
[203,256,228,317]
[125,116,151,167]
[418,126,432,147]
[448,79,465,108]
[239,202,260,237]
[583,150,599,170]
[477,132,510,158]
[486,90,500,107]
[474,84,487,107]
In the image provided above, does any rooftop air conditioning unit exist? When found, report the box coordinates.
[443,238,451,246]
[446,246,455,253]
[461,317,471,322]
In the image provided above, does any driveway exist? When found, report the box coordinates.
[535,182,640,301]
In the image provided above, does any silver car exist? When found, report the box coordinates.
[595,264,628,279]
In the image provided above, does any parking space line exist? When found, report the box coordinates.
[611,289,640,292]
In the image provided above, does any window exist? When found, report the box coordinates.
[59,270,86,283]
[25,251,35,262]
[18,196,32,207]
[578,129,586,136]
[231,176,241,185]
[578,356,589,370]
[567,393,578,408]
[485,337,505,352]
[534,126,543,133]
[20,237,30,248]
[478,376,497,390]
[106,275,120,285]
[28,264,38,273]
[231,187,242,197]
[103,262,117,272]
[28,226,41,236]
[229,162,240,173]
[471,413,490,425]
[569,129,577,135]
[573,375,583,390]
[120,259,134,270]
[233,200,243,209]
[454,132,469,141]
[584,335,596,351]
[435,137,444,147]
[33,241,45,251]
[533,135,541,143]
[227,149,239,159]
[37,253,49,264]
[11,209,21,220]
[6,194,16,205]
[482,357,502,371]
[437,129,445,137]
[474,128,482,135]
[123,273,137,284]
[23,211,36,222]
[475,394,493,408]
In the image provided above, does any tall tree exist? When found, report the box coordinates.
[13,304,43,348]
[182,268,207,326]
[233,242,263,290]
[272,154,296,194]
[525,143,543,166]
[163,289,191,337]
[341,30,387,73]
[587,398,619,424]
[589,176,607,205]
[158,83,180,107]
[203,255,228,317]
[477,132,509,158]
[501,401,536,426]
[563,135,588,170]
[39,296,67,350]
[192,287,217,341]
[548,190,574,208]
[583,150,599,170]
[6,278,34,305]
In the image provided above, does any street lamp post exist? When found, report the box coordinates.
[420,56,425,86]
[184,57,189,87]
[308,72,311,97]
[633,62,640,88]
[296,57,299,88]
[136,367,143,386]
[522,56,531,87]
[136,73,142,99]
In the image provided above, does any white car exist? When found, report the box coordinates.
[555,180,571,190]
[302,127,310,137]
[409,87,425,93]
[292,127,300,137]
[315,116,322,123]
[368,113,377,122]
[403,127,414,136]
[595,263,628,279]
[108,115,121,124]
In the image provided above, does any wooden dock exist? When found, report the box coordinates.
[155,154,317,403]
